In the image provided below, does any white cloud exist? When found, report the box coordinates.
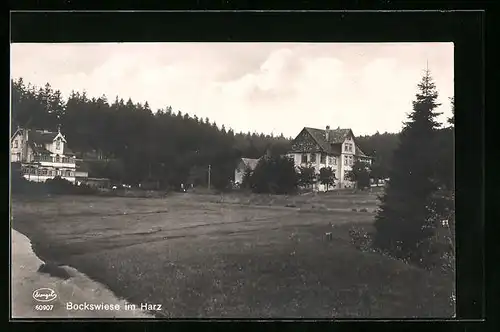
[10,42,454,137]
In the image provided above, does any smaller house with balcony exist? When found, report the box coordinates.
[10,127,78,183]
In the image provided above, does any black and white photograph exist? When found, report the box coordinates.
[10,42,455,318]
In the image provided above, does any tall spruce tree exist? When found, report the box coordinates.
[372,69,442,266]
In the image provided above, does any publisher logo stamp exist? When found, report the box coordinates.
[32,288,58,303]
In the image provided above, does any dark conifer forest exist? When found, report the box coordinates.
[11,77,452,194]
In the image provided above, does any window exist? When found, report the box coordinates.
[56,139,61,150]
[320,154,326,164]
[344,156,349,165]
[41,169,48,176]
[301,154,308,164]
[55,155,60,163]
[344,143,353,152]
[349,156,354,166]
[310,153,316,163]
[14,140,18,148]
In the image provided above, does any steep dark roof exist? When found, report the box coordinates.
[304,127,352,145]
[29,130,58,145]
[355,146,371,158]
[294,127,371,157]
[296,127,352,155]
[28,141,52,155]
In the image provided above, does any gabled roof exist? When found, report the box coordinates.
[27,141,52,155]
[30,130,68,145]
[304,127,352,145]
[239,158,260,171]
[11,128,67,145]
[292,127,372,158]
[355,146,371,158]
[11,128,22,141]
[11,128,74,156]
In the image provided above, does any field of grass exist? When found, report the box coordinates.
[11,190,454,318]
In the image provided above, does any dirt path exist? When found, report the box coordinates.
[10,228,153,319]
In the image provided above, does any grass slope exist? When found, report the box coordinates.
[11,192,454,318]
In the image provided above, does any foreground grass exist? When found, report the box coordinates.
[11,192,454,318]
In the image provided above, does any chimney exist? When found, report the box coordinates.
[325,125,330,141]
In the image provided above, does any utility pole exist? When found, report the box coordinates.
[208,164,211,190]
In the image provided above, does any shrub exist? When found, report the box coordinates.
[11,173,98,196]
[348,226,373,252]
[249,156,298,195]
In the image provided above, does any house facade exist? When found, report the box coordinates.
[287,126,373,191]
[10,127,78,183]
[234,158,260,185]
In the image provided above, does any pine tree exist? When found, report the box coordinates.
[448,97,454,125]
[372,69,443,266]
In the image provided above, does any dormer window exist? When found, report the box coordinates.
[56,139,61,150]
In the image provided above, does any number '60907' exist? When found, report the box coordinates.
[35,304,54,311]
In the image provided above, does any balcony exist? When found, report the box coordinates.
[33,156,76,169]
[38,160,76,169]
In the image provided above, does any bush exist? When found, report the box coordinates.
[348,226,373,252]
[11,173,98,196]
[249,156,298,195]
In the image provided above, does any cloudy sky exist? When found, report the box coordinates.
[11,42,453,137]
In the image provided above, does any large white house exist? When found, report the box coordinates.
[10,127,78,183]
[287,126,373,191]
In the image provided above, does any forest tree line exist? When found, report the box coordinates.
[11,78,452,192]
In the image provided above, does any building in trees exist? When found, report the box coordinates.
[287,126,373,191]
[234,157,260,185]
[10,127,77,183]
